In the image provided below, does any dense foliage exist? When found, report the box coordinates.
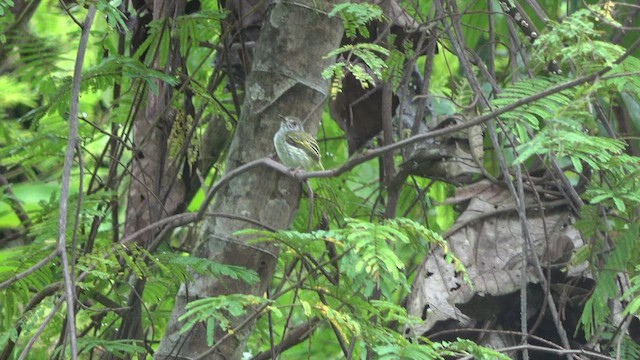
[1,0,640,359]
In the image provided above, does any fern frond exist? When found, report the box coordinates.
[0,244,57,330]
[613,337,640,360]
[0,76,38,109]
[178,294,268,335]
[491,76,571,132]
[95,0,129,31]
[581,224,639,337]
[4,31,66,84]
[0,0,14,17]
[241,217,464,300]
[175,9,227,56]
[329,3,384,39]
[159,253,260,285]
[323,43,389,95]
[23,55,179,123]
[532,7,627,74]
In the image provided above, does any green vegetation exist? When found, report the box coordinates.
[1,0,640,359]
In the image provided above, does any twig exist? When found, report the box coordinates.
[302,260,350,357]
[1,283,61,360]
[189,250,350,360]
[251,320,320,360]
[0,175,33,232]
[516,164,531,360]
[196,158,290,219]
[489,120,573,359]
[0,250,58,290]
[121,210,278,245]
[17,299,64,360]
[56,5,97,360]
[57,0,83,28]
[412,29,437,136]
[304,179,316,232]
[71,141,84,287]
[265,289,276,360]
[433,328,607,359]
[123,47,640,246]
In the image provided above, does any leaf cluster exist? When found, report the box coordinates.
[237,217,479,358]
[328,3,384,39]
[488,5,640,349]
[323,43,389,97]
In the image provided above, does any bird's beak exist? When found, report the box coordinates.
[278,115,286,127]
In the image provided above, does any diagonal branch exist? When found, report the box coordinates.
[123,46,640,246]
[0,250,58,290]
[0,175,33,232]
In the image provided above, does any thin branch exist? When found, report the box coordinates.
[56,6,97,360]
[121,210,276,245]
[71,141,84,283]
[300,42,640,179]
[0,174,33,231]
[18,299,64,360]
[119,47,640,247]
[0,250,58,290]
[58,0,83,28]
[251,320,321,360]
[516,164,530,360]
[189,248,351,360]
[303,262,350,357]
[1,283,61,360]
[431,327,605,359]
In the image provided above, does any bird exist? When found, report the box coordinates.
[273,115,324,170]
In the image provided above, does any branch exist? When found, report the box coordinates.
[0,250,58,290]
[191,250,351,360]
[1,283,61,360]
[0,174,33,232]
[18,300,64,360]
[56,5,97,360]
[251,320,321,360]
[306,58,630,182]
[124,47,640,245]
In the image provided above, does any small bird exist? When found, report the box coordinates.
[273,116,324,170]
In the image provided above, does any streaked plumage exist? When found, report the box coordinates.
[273,117,323,170]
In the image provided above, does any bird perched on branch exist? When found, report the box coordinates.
[273,116,323,170]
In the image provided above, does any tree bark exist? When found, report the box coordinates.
[110,2,192,358]
[154,0,343,358]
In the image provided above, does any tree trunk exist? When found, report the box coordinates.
[154,0,343,358]
[109,2,191,358]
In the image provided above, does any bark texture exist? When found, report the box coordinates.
[109,3,189,359]
[154,0,343,358]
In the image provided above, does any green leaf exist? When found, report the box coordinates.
[612,197,626,212]
[164,254,259,284]
[329,3,384,39]
[178,295,268,334]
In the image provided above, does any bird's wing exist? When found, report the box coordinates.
[286,131,321,161]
